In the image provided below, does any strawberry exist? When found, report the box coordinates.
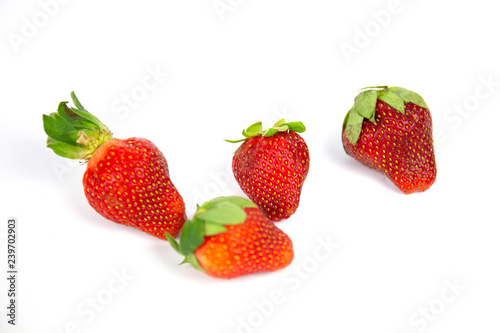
[43,92,186,239]
[226,119,310,221]
[342,86,436,194]
[167,196,294,279]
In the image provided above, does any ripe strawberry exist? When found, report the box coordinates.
[166,196,294,279]
[226,120,310,221]
[43,92,186,239]
[342,86,436,193]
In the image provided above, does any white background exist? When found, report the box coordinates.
[0,0,499,332]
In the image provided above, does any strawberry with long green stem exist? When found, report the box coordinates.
[43,92,186,238]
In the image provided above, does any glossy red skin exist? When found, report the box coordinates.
[195,207,294,279]
[232,131,310,221]
[83,138,186,238]
[342,100,436,194]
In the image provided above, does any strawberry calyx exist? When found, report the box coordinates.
[43,92,113,161]
[225,119,306,143]
[166,196,257,271]
[343,86,429,145]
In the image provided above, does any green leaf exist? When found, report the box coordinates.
[62,93,110,134]
[196,201,246,225]
[71,91,85,110]
[224,138,247,143]
[68,106,109,134]
[182,253,205,271]
[165,233,182,255]
[204,223,228,236]
[378,90,406,114]
[242,121,263,137]
[57,102,97,131]
[226,119,306,142]
[344,107,364,145]
[58,102,82,120]
[272,118,287,127]
[284,121,306,133]
[342,109,350,132]
[179,219,205,255]
[263,120,306,137]
[201,196,256,210]
[387,86,428,109]
[353,89,379,120]
[46,138,89,160]
[262,128,278,137]
[360,85,388,90]
[368,113,376,125]
[43,113,82,146]
[68,107,104,128]
[263,124,290,137]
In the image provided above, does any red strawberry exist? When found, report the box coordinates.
[342,86,436,193]
[43,92,186,238]
[167,196,294,279]
[226,120,310,221]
